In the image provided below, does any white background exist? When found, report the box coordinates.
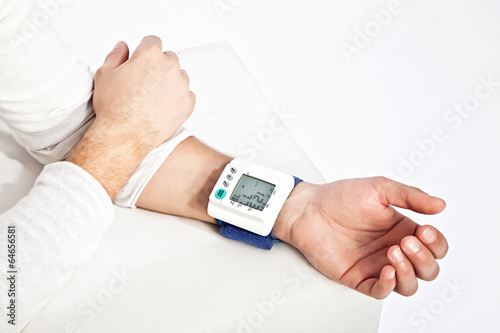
[36,0,500,331]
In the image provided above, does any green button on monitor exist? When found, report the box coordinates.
[215,188,227,199]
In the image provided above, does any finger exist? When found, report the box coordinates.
[388,245,418,296]
[353,266,396,300]
[400,236,440,281]
[132,35,163,58]
[416,225,449,259]
[366,265,396,300]
[164,50,179,62]
[376,177,446,215]
[99,41,129,73]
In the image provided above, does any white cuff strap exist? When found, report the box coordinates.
[114,128,193,208]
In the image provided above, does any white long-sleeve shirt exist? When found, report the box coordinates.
[0,163,114,333]
[0,1,114,330]
[0,0,95,165]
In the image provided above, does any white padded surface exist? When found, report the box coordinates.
[0,42,381,332]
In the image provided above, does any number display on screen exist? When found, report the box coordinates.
[229,174,276,211]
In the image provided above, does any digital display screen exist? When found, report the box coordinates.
[230,174,276,211]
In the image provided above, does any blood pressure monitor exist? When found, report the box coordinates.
[208,158,297,237]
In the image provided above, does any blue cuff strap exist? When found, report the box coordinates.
[216,176,303,250]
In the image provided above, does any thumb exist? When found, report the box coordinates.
[378,178,446,215]
[100,41,129,72]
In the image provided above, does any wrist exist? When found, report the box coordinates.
[67,119,151,200]
[135,136,232,223]
[273,181,313,244]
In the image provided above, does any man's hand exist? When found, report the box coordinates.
[93,36,195,151]
[68,36,195,199]
[273,177,448,299]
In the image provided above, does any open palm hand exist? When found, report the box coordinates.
[275,177,448,299]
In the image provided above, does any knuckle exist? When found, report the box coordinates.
[144,35,162,44]
[435,251,446,260]
[408,285,418,296]
[373,176,390,186]
[167,58,180,70]
[180,72,190,87]
[95,67,104,79]
[185,93,195,114]
[396,262,411,274]
[164,50,179,59]
[156,60,179,75]
[401,285,418,297]
[374,293,388,300]
[371,176,392,198]
[141,44,162,57]
[375,176,388,182]
[164,51,180,66]
[438,243,449,259]
[424,267,440,281]
[405,289,417,297]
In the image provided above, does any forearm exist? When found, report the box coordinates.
[0,162,114,333]
[136,137,232,224]
[135,136,305,243]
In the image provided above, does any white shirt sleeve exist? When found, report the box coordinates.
[0,0,189,328]
[0,0,95,165]
[0,162,114,333]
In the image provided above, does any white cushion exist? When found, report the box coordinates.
[0,41,381,333]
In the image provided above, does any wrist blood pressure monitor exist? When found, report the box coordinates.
[208,158,302,249]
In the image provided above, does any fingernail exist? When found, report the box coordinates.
[404,238,420,254]
[422,227,436,243]
[391,248,404,263]
[387,268,395,279]
[113,41,123,49]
